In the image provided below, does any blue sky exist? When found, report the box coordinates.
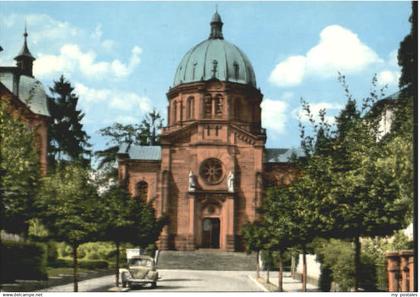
[0,1,411,152]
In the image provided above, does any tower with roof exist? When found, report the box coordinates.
[0,28,50,174]
[118,12,302,251]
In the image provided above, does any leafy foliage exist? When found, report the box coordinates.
[36,164,101,291]
[363,230,413,291]
[397,2,416,93]
[297,75,412,290]
[316,239,378,291]
[95,109,163,175]
[98,185,167,247]
[0,101,40,235]
[1,240,48,282]
[36,164,100,246]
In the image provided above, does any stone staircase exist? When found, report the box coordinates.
[156,250,257,271]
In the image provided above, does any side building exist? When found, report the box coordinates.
[0,29,50,174]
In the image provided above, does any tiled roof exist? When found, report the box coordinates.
[118,143,161,161]
[264,148,305,163]
[0,71,50,117]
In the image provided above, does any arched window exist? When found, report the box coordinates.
[233,61,239,80]
[173,101,177,124]
[136,181,148,201]
[215,94,223,117]
[187,96,194,119]
[204,95,212,118]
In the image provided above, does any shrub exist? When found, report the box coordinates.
[78,242,115,261]
[46,241,58,265]
[363,230,413,291]
[315,239,378,291]
[1,240,48,282]
[56,242,72,258]
[79,260,108,269]
[48,258,109,270]
[48,258,73,268]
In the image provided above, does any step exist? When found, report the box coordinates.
[157,250,257,271]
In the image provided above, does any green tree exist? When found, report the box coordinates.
[48,75,91,166]
[241,221,268,279]
[95,109,163,174]
[257,187,300,292]
[388,1,415,225]
[126,196,167,250]
[98,185,168,287]
[36,164,100,292]
[0,101,40,236]
[397,1,416,94]
[298,75,411,291]
[98,185,133,287]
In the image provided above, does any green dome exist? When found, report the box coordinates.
[173,12,256,88]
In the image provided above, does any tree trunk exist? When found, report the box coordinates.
[291,252,296,279]
[256,250,260,278]
[302,245,307,292]
[115,241,120,287]
[354,236,361,292]
[266,266,270,284]
[278,251,283,292]
[72,244,79,292]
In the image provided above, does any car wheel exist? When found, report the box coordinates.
[151,282,157,289]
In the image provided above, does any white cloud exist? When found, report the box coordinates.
[1,13,128,75]
[269,25,382,87]
[74,83,109,104]
[269,56,306,87]
[294,102,343,125]
[378,70,400,87]
[74,83,152,113]
[261,99,288,134]
[34,44,142,79]
[24,14,80,46]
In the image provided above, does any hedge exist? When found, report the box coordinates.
[1,240,48,283]
[49,258,108,269]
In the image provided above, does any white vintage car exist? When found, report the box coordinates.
[119,254,159,289]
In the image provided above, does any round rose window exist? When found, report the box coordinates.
[200,158,223,184]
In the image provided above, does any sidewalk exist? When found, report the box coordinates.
[41,274,114,292]
[249,271,319,292]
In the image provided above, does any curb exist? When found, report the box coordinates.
[247,274,269,292]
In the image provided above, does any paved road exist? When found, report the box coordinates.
[129,270,262,292]
[42,270,263,292]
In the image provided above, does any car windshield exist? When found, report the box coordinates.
[129,258,152,267]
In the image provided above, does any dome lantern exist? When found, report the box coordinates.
[209,11,224,40]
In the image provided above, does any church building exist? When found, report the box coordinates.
[0,29,50,174]
[118,12,302,251]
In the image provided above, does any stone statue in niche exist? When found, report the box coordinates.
[188,170,196,192]
[227,171,235,193]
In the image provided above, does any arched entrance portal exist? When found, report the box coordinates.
[201,218,220,248]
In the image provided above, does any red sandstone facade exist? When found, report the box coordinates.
[0,30,50,175]
[118,12,300,251]
[0,83,49,174]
